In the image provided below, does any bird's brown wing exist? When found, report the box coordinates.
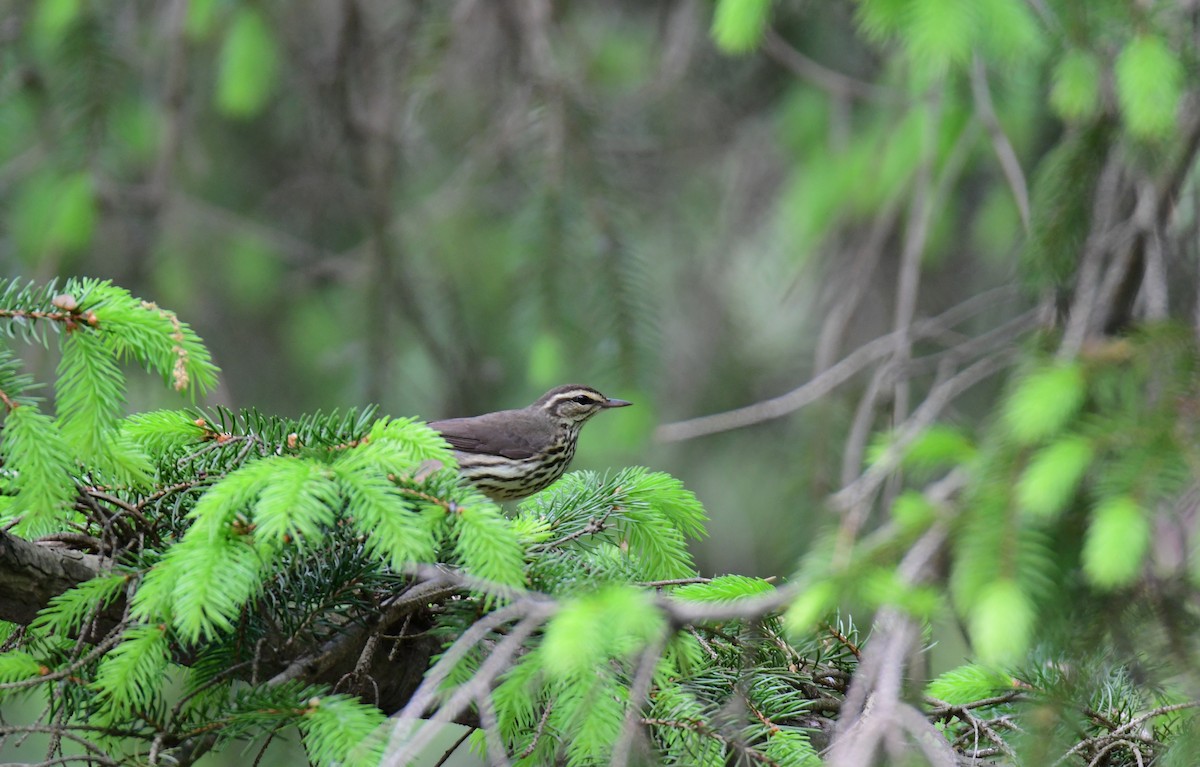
[427,412,544,460]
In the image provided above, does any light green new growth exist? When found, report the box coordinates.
[1002,362,1086,445]
[452,503,526,589]
[541,585,665,677]
[927,664,1014,705]
[1083,495,1150,589]
[710,0,771,54]
[1115,35,1183,140]
[0,404,78,536]
[0,651,44,685]
[672,574,774,602]
[91,624,171,724]
[298,695,387,767]
[30,572,128,637]
[1016,434,1095,520]
[0,277,219,536]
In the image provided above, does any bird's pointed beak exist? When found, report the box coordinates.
[603,397,633,408]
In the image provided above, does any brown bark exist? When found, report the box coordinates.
[0,531,450,717]
[0,531,103,625]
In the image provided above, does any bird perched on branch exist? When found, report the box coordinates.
[428,384,632,501]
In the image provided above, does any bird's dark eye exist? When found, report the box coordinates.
[574,395,592,405]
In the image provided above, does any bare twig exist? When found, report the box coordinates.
[890,92,940,431]
[814,203,901,373]
[970,55,1031,232]
[1056,156,1128,359]
[476,693,514,767]
[388,598,544,725]
[610,630,668,767]
[1050,698,1200,767]
[928,693,1022,760]
[431,727,474,767]
[840,365,888,487]
[656,287,1021,441]
[517,702,554,759]
[830,353,1015,516]
[897,704,958,767]
[542,505,617,549]
[826,525,951,766]
[385,606,556,767]
[641,577,712,588]
[1141,221,1169,321]
[762,29,901,103]
[0,725,120,766]
[150,661,253,764]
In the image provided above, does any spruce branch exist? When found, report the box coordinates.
[266,576,460,689]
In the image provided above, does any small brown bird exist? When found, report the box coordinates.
[428,384,632,501]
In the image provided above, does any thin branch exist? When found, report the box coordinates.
[897,704,958,767]
[640,577,712,588]
[814,202,901,373]
[517,702,553,760]
[541,506,616,549]
[476,693,514,767]
[761,29,901,103]
[0,726,120,766]
[1141,218,1169,321]
[927,691,1023,719]
[659,583,799,624]
[840,365,888,487]
[431,728,474,767]
[385,607,556,767]
[0,753,122,767]
[0,623,126,692]
[830,352,1016,515]
[970,55,1031,232]
[610,630,668,767]
[389,599,542,724]
[1056,155,1128,360]
[890,91,941,431]
[656,287,1022,441]
[928,693,1021,760]
[150,661,253,764]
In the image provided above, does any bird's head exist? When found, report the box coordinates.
[534,384,632,427]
